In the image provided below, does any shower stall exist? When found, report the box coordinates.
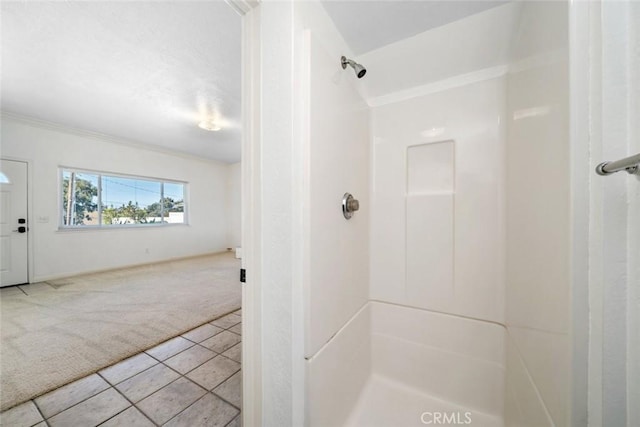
[246,0,638,424]
[297,1,572,426]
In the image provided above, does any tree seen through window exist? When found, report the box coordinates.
[62,170,186,227]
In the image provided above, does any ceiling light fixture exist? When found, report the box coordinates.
[198,119,221,132]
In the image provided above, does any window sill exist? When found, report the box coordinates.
[57,223,190,232]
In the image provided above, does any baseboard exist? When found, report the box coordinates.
[31,250,234,283]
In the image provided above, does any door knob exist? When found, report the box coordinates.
[12,226,27,233]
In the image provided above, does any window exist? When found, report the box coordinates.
[61,168,186,228]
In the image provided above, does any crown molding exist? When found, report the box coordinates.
[0,111,228,166]
[224,0,260,16]
[367,64,509,108]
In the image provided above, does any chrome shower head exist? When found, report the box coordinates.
[341,56,366,79]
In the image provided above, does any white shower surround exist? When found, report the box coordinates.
[307,302,505,426]
[300,1,570,426]
[306,71,509,425]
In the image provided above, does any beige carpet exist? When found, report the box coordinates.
[0,252,241,411]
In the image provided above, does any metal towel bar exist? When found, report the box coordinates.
[596,152,640,176]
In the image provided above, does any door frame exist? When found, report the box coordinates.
[0,156,33,286]
[568,1,590,424]
[238,1,308,424]
[237,1,262,426]
[568,1,640,424]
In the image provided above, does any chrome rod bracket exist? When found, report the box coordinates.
[595,152,640,176]
[595,162,614,176]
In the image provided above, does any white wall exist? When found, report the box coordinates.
[291,2,371,425]
[370,77,506,324]
[307,301,505,426]
[292,1,370,361]
[369,302,505,417]
[627,5,640,424]
[306,304,371,427]
[305,32,370,358]
[357,2,519,101]
[253,2,578,425]
[0,116,230,281]
[583,2,640,425]
[255,2,301,424]
[364,3,573,425]
[226,162,241,249]
[504,2,570,426]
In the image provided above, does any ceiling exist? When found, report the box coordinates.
[322,1,508,55]
[1,1,242,163]
[357,2,519,100]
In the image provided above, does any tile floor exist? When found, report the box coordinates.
[0,310,242,427]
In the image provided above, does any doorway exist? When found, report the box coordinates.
[0,158,28,287]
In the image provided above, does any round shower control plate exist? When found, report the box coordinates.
[342,193,359,220]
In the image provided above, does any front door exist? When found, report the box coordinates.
[0,159,29,286]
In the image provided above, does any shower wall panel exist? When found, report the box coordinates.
[370,77,506,324]
[303,25,370,358]
[405,142,455,302]
[406,193,454,306]
[504,2,570,425]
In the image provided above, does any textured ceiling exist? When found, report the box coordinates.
[1,1,241,163]
[322,0,508,55]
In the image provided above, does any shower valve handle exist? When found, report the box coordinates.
[342,193,360,220]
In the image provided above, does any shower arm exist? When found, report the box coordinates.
[341,57,355,68]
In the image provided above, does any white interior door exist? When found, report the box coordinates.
[0,159,29,286]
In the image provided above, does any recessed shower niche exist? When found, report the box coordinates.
[407,140,454,194]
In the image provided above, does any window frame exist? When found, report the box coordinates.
[58,167,188,230]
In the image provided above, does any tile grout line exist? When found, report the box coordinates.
[163,347,219,375]
[2,311,242,423]
[226,416,241,427]
[124,358,220,417]
[133,309,240,366]
[124,360,234,426]
[163,350,240,383]
[118,369,185,405]
[97,372,160,427]
[156,334,243,423]
[146,341,220,369]
[178,329,240,357]
[1,340,240,422]
[30,399,48,427]
[25,355,151,420]
[32,380,113,422]
[161,386,241,426]
[108,360,163,388]
[180,332,225,346]
[145,341,242,425]
[103,310,240,380]
[34,353,181,423]
[39,386,122,425]
[32,343,240,425]
[211,372,243,411]
[9,365,240,426]
[160,391,211,426]
[145,316,240,362]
